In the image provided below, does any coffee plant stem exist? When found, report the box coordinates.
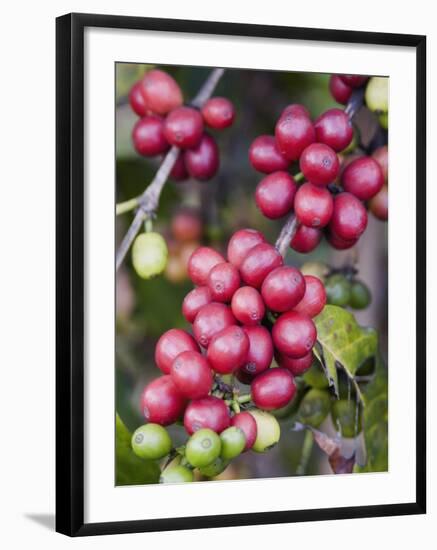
[115,68,225,271]
[275,213,299,257]
[116,196,139,215]
[345,88,365,120]
[296,429,314,475]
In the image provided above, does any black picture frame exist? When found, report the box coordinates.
[56,12,426,537]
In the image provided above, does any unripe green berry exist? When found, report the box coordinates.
[378,112,388,129]
[185,428,221,468]
[300,261,329,282]
[298,388,331,428]
[325,274,352,307]
[160,464,194,483]
[349,280,371,309]
[220,427,246,460]
[131,232,168,279]
[199,456,230,477]
[131,423,172,460]
[365,77,389,113]
[248,409,281,453]
[331,399,362,438]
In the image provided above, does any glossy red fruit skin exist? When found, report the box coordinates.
[329,75,353,105]
[171,209,202,242]
[170,152,189,181]
[141,375,186,425]
[207,262,241,303]
[251,368,296,410]
[255,171,297,219]
[369,184,388,221]
[140,69,183,115]
[294,182,334,228]
[276,351,313,376]
[182,286,212,323]
[129,81,149,117]
[290,225,322,253]
[193,302,236,348]
[240,243,283,289]
[231,286,265,326]
[240,325,274,376]
[132,115,169,157]
[282,104,311,118]
[184,396,230,435]
[249,135,289,174]
[261,266,306,313]
[231,411,257,450]
[184,133,219,181]
[163,106,204,149]
[339,75,369,88]
[299,143,340,186]
[294,275,326,318]
[170,350,213,399]
[227,229,266,269]
[207,325,250,374]
[329,192,368,241]
[187,246,225,286]
[201,97,235,129]
[275,110,316,161]
[272,311,317,358]
[314,109,354,152]
[342,156,384,200]
[326,231,358,250]
[371,145,388,182]
[155,329,199,374]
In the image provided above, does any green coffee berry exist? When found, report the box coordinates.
[199,456,230,477]
[249,409,280,453]
[325,274,352,307]
[185,428,221,468]
[349,280,371,309]
[131,232,168,279]
[131,423,172,460]
[298,388,331,428]
[378,112,388,129]
[365,77,389,113]
[300,261,329,282]
[160,464,194,483]
[220,427,246,460]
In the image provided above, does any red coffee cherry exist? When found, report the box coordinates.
[369,184,388,221]
[187,246,225,286]
[140,69,183,115]
[155,329,199,374]
[276,351,314,376]
[184,133,219,181]
[251,368,296,411]
[249,135,289,174]
[240,243,283,288]
[329,192,368,241]
[129,81,149,117]
[282,104,311,118]
[207,262,241,303]
[342,156,384,200]
[207,325,250,374]
[326,231,358,250]
[201,97,235,129]
[329,75,353,105]
[231,411,258,451]
[141,375,186,425]
[132,115,169,157]
[294,182,334,228]
[290,225,322,253]
[235,368,257,385]
[371,145,388,182]
[231,286,265,326]
[294,275,326,318]
[255,171,297,219]
[240,325,274,376]
[193,302,236,348]
[300,143,340,186]
[171,209,202,242]
[227,228,266,269]
[339,75,369,88]
[184,396,230,435]
[170,351,213,399]
[170,152,189,181]
[261,266,306,312]
[182,286,212,323]
[272,311,317,358]
[163,106,204,149]
[275,109,315,161]
[314,109,354,152]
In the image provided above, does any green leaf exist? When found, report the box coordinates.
[314,305,378,399]
[116,413,160,486]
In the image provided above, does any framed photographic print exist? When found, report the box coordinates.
[56,13,426,536]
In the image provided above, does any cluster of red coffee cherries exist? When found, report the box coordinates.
[129,69,235,182]
[249,82,387,253]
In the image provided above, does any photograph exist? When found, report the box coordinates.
[114,63,389,486]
